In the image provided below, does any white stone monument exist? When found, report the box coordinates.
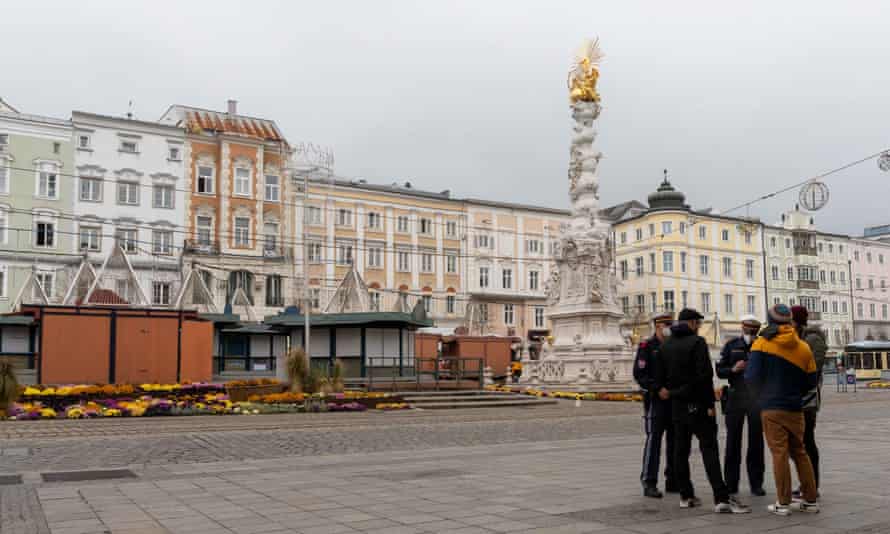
[520,38,635,391]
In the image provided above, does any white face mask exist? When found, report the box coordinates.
[743,334,753,344]
[662,327,672,338]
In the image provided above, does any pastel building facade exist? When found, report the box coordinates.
[850,236,890,341]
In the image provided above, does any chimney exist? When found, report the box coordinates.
[227,99,238,116]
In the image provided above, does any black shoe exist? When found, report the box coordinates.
[751,487,766,497]
[665,482,680,493]
[643,486,663,499]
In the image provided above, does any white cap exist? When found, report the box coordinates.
[740,314,761,325]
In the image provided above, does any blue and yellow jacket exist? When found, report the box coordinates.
[744,324,818,412]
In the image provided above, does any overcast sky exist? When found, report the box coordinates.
[2,1,888,235]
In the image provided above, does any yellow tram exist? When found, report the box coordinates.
[841,341,890,380]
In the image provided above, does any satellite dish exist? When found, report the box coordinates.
[799,181,829,212]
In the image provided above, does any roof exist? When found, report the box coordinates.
[264,311,433,328]
[0,97,19,113]
[72,110,184,133]
[0,110,71,128]
[164,105,284,142]
[464,197,571,216]
[0,315,34,326]
[199,313,242,324]
[76,288,129,306]
[599,200,647,222]
[220,323,288,335]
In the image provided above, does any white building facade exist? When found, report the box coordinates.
[71,111,187,305]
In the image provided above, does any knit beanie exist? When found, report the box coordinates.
[767,303,792,325]
[791,305,808,326]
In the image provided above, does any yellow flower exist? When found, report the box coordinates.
[40,408,57,418]
[23,387,41,396]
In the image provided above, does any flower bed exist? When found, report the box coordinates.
[866,381,890,389]
[486,385,642,402]
[225,379,284,402]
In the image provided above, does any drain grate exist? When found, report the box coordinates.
[375,468,466,482]
[560,503,710,526]
[0,474,22,485]
[41,469,137,483]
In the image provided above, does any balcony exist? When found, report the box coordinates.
[797,280,820,290]
[184,239,220,255]
[263,246,292,262]
[808,311,822,321]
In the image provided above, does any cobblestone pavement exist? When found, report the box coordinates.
[0,389,889,533]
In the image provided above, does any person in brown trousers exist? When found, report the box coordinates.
[744,304,819,516]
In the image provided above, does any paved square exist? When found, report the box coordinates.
[1,389,889,533]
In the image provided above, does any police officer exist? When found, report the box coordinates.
[633,311,676,498]
[716,315,765,496]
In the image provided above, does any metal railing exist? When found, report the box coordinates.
[414,357,484,391]
[184,239,220,255]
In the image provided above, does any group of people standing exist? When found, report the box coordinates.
[633,303,826,516]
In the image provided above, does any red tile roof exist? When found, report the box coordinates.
[185,110,283,142]
[76,289,129,306]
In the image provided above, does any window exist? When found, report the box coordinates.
[445,220,457,237]
[197,166,214,194]
[446,253,457,274]
[620,232,627,244]
[366,211,382,230]
[785,238,791,249]
[0,134,6,147]
[699,255,709,276]
[152,282,172,306]
[310,288,320,309]
[829,243,834,253]
[620,260,628,280]
[680,252,687,273]
[771,265,779,280]
[856,278,862,290]
[867,252,873,263]
[770,237,777,248]
[234,217,250,247]
[636,294,645,313]
[80,177,102,201]
[870,303,876,318]
[832,301,839,314]
[744,231,752,245]
[649,253,656,273]
[869,279,875,290]
[635,257,644,277]
[79,226,101,251]
[168,146,180,161]
[336,241,354,265]
[534,306,545,328]
[153,185,174,208]
[698,225,707,239]
[664,290,675,311]
[883,304,888,320]
[701,293,711,313]
[854,250,860,261]
[529,270,539,291]
[818,242,823,253]
[0,266,5,298]
[234,167,250,196]
[119,140,138,153]
[117,182,139,205]
[397,215,410,233]
[263,222,278,253]
[446,295,456,314]
[397,250,411,272]
[266,275,283,307]
[306,206,322,225]
[38,166,59,199]
[526,239,542,255]
[35,272,54,299]
[307,241,322,263]
[635,228,643,241]
[35,221,55,248]
[479,266,489,288]
[367,246,383,268]
[883,280,887,290]
[336,208,352,227]
[747,295,756,315]
[228,270,254,304]
[476,234,493,249]
[423,295,432,314]
[662,221,672,235]
[722,229,730,241]
[822,300,828,313]
[0,161,7,195]
[679,222,686,234]
[662,251,674,273]
[195,216,213,246]
[75,134,90,149]
[787,267,794,281]
[746,259,755,280]
[881,254,886,265]
[503,304,514,325]
[722,257,732,277]
[264,175,280,202]
[621,297,630,315]
[502,268,513,289]
[650,292,657,313]
[858,303,864,318]
[115,228,137,253]
[842,301,848,314]
[479,303,489,323]
[152,230,173,255]
[421,252,433,272]
[724,294,733,314]
[820,270,826,283]
[830,271,836,283]
[648,223,655,236]
[840,271,846,284]
[419,218,433,235]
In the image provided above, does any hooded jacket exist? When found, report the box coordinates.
[801,326,828,411]
[655,322,715,419]
[744,324,818,412]
[716,335,755,412]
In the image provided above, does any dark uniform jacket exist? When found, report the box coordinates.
[716,336,755,413]
[656,323,716,421]
[633,336,670,416]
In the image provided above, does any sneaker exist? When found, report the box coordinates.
[680,496,702,508]
[768,503,791,516]
[643,486,663,499]
[791,500,820,513]
[751,487,766,497]
[715,497,751,514]
[792,489,820,502]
